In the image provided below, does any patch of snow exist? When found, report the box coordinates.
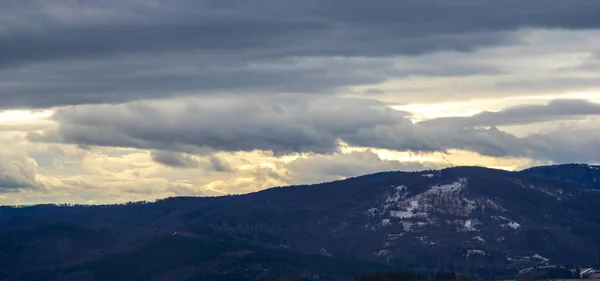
[484,199,503,211]
[409,199,419,211]
[366,208,379,217]
[430,178,468,193]
[320,248,332,256]
[473,236,485,243]
[515,180,567,200]
[463,198,478,212]
[467,249,486,258]
[422,173,435,178]
[390,210,412,219]
[388,178,469,218]
[385,192,404,204]
[374,249,390,256]
[415,236,436,245]
[580,268,595,277]
[384,185,409,207]
[493,216,521,230]
[507,222,521,229]
[512,180,526,188]
[390,200,420,218]
[532,253,549,263]
[519,267,535,274]
[401,221,413,232]
[507,256,531,263]
[371,178,474,231]
[463,220,478,231]
[519,266,557,275]
[538,265,558,269]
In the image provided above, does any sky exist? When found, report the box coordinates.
[1,0,600,205]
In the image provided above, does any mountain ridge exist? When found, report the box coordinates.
[2,164,600,280]
[519,163,600,191]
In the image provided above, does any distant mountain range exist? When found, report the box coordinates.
[520,163,600,190]
[1,164,600,281]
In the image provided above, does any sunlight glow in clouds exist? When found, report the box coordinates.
[0,110,53,123]
[1,1,600,204]
[394,92,600,123]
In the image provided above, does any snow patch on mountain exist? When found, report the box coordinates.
[512,180,567,200]
[320,248,333,256]
[401,221,414,232]
[366,207,379,218]
[473,236,485,243]
[386,178,470,216]
[492,216,522,230]
[385,186,408,204]
[373,249,390,256]
[464,198,478,212]
[460,219,479,232]
[430,178,468,193]
[467,249,486,258]
[367,178,475,231]
[390,200,421,219]
[532,253,549,263]
[507,222,521,229]
[415,236,436,245]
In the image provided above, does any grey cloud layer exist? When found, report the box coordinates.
[150,150,232,172]
[2,0,600,108]
[30,97,600,163]
[285,151,433,185]
[0,154,40,192]
[525,124,600,163]
[32,97,409,155]
[421,99,600,128]
[5,0,600,63]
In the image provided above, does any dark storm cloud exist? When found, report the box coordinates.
[421,99,600,128]
[0,50,501,109]
[0,56,392,108]
[28,97,600,163]
[28,97,599,162]
[1,0,600,108]
[31,97,411,155]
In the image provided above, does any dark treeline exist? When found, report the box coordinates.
[355,271,470,281]
[257,271,472,281]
